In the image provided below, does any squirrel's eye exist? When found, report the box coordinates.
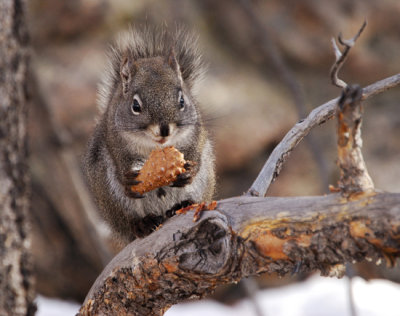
[131,96,142,115]
[179,92,185,111]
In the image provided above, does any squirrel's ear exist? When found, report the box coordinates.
[166,48,183,82]
[120,55,135,95]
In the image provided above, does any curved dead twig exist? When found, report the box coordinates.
[247,73,400,197]
[330,21,367,88]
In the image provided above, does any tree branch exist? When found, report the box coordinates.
[330,21,367,89]
[335,85,374,196]
[246,73,400,197]
[78,192,400,315]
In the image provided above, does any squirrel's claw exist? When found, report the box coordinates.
[171,162,195,188]
[123,179,142,186]
[124,170,140,179]
[123,170,144,198]
[170,172,193,187]
[123,170,142,186]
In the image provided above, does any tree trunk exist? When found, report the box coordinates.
[0,0,36,315]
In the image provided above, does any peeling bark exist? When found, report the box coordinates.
[0,0,36,315]
[79,192,400,316]
[336,85,374,195]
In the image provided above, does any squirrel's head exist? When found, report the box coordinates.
[109,49,200,154]
[99,26,205,155]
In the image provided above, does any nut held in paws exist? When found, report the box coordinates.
[131,146,189,194]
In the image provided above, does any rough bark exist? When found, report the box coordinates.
[79,192,400,316]
[336,85,374,195]
[0,0,36,315]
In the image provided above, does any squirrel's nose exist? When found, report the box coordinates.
[148,123,175,139]
[160,124,170,137]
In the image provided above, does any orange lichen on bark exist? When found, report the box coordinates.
[349,219,400,267]
[350,220,398,252]
[162,259,178,273]
[176,201,218,222]
[131,146,190,194]
[336,86,374,196]
[329,185,341,193]
[337,112,350,148]
[82,299,94,315]
[252,230,289,260]
[240,220,313,260]
[297,233,312,247]
[346,190,376,202]
[349,220,373,239]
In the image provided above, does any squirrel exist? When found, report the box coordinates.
[83,27,216,245]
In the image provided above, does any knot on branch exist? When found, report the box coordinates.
[336,84,374,197]
[79,213,233,315]
[164,216,232,274]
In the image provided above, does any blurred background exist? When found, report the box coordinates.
[25,0,400,307]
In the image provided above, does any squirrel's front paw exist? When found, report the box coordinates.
[123,170,145,199]
[170,162,195,188]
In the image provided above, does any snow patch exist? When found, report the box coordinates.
[36,276,400,316]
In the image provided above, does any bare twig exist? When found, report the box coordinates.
[346,264,358,316]
[336,85,374,196]
[347,276,358,316]
[237,0,329,191]
[330,21,367,88]
[247,73,400,197]
[241,278,266,316]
